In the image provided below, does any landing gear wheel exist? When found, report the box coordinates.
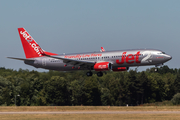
[97,72,103,77]
[86,71,93,76]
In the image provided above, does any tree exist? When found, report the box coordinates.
[0,76,12,105]
[127,70,138,105]
[45,76,70,105]
[81,76,101,105]
[69,77,85,105]
[137,71,151,104]
[174,73,180,94]
[171,93,180,105]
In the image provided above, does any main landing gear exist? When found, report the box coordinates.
[86,71,93,76]
[86,71,103,77]
[97,72,103,77]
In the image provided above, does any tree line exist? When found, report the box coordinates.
[0,65,180,106]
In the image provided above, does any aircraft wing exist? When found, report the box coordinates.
[44,54,96,67]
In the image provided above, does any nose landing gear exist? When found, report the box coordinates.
[155,63,163,72]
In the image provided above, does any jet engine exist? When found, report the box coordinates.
[94,62,112,71]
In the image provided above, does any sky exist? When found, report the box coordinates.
[0,0,179,72]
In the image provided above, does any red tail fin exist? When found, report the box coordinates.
[18,28,57,58]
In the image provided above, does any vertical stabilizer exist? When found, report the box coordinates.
[18,28,57,58]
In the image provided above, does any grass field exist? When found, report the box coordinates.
[1,106,180,120]
[1,114,180,120]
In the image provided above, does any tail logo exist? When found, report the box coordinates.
[20,30,43,57]
[20,31,33,43]
[31,43,43,57]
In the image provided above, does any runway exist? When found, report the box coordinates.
[0,111,180,114]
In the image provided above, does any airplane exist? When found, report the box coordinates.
[8,28,172,77]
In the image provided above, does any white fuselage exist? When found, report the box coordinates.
[25,49,172,71]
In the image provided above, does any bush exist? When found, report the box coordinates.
[171,93,180,105]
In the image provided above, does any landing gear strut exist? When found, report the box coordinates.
[155,63,163,72]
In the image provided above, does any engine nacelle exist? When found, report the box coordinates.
[112,67,129,71]
[94,62,111,71]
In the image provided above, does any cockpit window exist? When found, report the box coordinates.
[158,52,166,54]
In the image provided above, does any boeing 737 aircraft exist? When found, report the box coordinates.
[8,28,172,77]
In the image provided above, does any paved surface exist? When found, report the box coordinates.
[0,111,180,114]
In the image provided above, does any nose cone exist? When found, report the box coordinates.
[169,55,172,60]
[165,54,172,62]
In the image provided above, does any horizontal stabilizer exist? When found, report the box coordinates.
[7,57,34,61]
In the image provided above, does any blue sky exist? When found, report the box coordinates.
[0,0,179,72]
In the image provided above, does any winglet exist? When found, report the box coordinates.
[100,47,105,52]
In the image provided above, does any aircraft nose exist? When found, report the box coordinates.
[165,55,172,61]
